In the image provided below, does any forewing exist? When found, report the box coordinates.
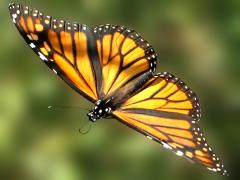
[9,3,100,102]
[93,24,157,98]
[112,72,228,175]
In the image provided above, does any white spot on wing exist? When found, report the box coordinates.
[53,69,57,74]
[38,52,48,61]
[27,34,32,40]
[147,136,153,140]
[207,167,217,172]
[176,150,184,156]
[162,142,172,150]
[29,43,36,48]
[12,14,17,19]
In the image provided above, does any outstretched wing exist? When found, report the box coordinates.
[112,72,228,175]
[9,3,101,102]
[93,24,157,99]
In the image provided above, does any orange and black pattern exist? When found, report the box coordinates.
[9,4,157,102]
[9,3,228,176]
[113,72,227,174]
[93,25,157,97]
[9,3,100,102]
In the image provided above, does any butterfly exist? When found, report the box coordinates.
[9,3,228,175]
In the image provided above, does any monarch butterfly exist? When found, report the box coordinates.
[9,3,228,175]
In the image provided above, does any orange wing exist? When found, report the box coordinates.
[93,24,157,98]
[9,3,99,102]
[112,72,228,175]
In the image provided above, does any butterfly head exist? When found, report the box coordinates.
[88,100,112,122]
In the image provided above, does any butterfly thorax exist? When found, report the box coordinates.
[87,100,112,122]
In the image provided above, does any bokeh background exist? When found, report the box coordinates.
[0,0,239,179]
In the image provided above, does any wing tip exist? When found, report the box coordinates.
[9,3,22,24]
[207,166,229,176]
[8,3,30,22]
[8,3,19,14]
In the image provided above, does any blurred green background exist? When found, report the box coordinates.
[0,0,239,179]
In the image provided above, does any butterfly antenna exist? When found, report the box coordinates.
[79,120,92,134]
[48,105,89,111]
